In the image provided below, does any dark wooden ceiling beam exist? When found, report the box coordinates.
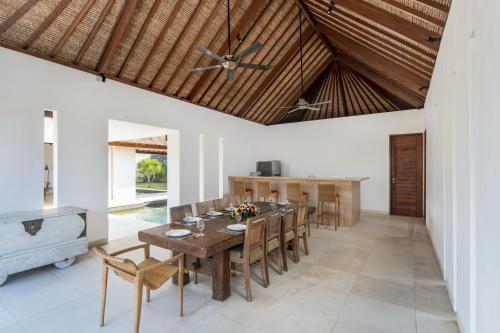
[50,0,97,58]
[97,0,139,73]
[133,0,184,83]
[161,0,221,93]
[251,36,320,121]
[257,42,328,122]
[149,3,202,89]
[311,0,439,50]
[415,0,450,13]
[188,0,269,102]
[269,54,334,124]
[236,25,314,117]
[337,54,424,107]
[308,4,436,66]
[322,27,428,94]
[117,0,161,78]
[74,0,115,65]
[307,1,436,60]
[0,0,40,35]
[199,0,275,105]
[379,0,444,27]
[316,21,432,79]
[23,0,72,49]
[224,13,303,113]
[294,0,336,55]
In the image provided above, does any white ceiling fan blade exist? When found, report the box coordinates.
[307,107,321,111]
[239,63,272,71]
[287,108,301,114]
[190,64,223,72]
[194,45,225,62]
[237,42,263,60]
[309,100,332,107]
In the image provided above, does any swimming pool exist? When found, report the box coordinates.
[111,202,168,224]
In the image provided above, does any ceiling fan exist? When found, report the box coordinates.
[190,0,272,81]
[276,10,331,114]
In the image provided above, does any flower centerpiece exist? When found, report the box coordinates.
[230,203,257,220]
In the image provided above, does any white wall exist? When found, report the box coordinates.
[0,47,268,242]
[0,45,426,242]
[267,110,425,213]
[424,1,500,332]
[108,146,136,207]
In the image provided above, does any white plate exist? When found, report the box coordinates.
[226,224,246,232]
[207,211,224,216]
[165,229,192,238]
[225,207,236,212]
[182,216,202,223]
[278,201,290,206]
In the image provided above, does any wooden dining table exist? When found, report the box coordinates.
[138,202,274,301]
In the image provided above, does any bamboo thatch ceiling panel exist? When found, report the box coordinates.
[0,0,451,125]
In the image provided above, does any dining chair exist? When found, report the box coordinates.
[257,181,279,202]
[170,204,193,223]
[265,211,283,285]
[294,201,309,258]
[93,244,184,333]
[229,217,268,301]
[286,183,314,236]
[233,180,253,203]
[281,207,299,271]
[214,197,230,211]
[317,184,340,230]
[196,200,215,216]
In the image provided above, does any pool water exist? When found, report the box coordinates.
[112,203,168,224]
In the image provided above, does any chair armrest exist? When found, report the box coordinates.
[142,253,184,272]
[109,243,150,257]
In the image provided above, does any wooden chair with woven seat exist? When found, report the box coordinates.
[281,207,299,271]
[229,217,268,301]
[264,211,283,285]
[214,197,230,211]
[294,201,309,258]
[93,244,184,333]
[257,181,279,202]
[233,180,253,203]
[196,200,215,216]
[317,184,340,231]
[170,204,193,223]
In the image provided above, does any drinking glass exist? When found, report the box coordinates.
[185,212,192,220]
[197,219,205,236]
[271,202,277,211]
[209,207,215,216]
[229,201,234,210]
[236,214,242,224]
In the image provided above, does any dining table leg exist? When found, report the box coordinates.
[211,249,231,301]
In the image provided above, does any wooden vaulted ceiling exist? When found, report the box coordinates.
[0,0,451,125]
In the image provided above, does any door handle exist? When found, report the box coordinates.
[392,178,397,183]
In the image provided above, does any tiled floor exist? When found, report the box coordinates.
[0,214,459,333]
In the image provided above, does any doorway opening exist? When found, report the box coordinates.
[44,110,57,208]
[107,120,180,241]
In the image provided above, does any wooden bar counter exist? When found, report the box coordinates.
[229,176,369,226]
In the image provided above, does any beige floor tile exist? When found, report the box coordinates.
[352,275,415,309]
[416,311,460,333]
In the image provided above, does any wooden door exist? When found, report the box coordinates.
[390,133,424,217]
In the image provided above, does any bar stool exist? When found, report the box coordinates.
[317,184,340,231]
[286,183,315,236]
[233,180,253,203]
[257,181,279,202]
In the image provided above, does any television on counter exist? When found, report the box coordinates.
[256,161,281,177]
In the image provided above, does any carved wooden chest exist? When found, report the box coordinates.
[0,206,88,286]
